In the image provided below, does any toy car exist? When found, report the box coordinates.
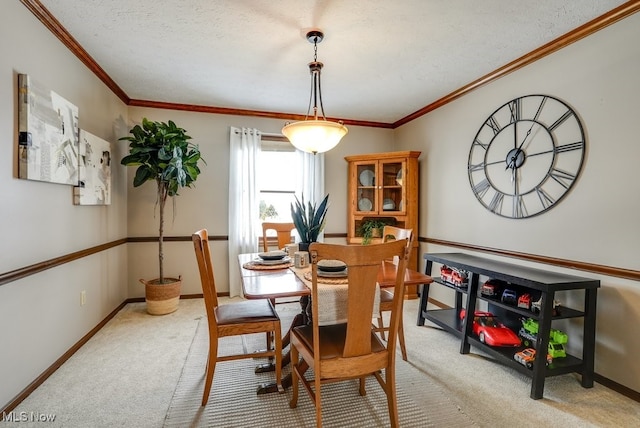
[440,265,469,288]
[518,318,568,358]
[548,341,567,359]
[480,279,504,297]
[517,293,531,309]
[531,296,561,315]
[459,310,521,347]
[514,348,552,369]
[501,289,518,305]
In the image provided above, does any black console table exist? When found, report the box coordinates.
[418,252,600,399]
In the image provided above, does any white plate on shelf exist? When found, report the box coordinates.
[382,198,395,210]
[398,200,404,211]
[396,169,403,186]
[358,198,373,211]
[359,170,375,186]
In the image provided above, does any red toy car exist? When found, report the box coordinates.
[459,310,521,347]
[440,265,468,287]
[480,279,503,297]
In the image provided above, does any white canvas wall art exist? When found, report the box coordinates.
[18,74,79,185]
[74,129,111,205]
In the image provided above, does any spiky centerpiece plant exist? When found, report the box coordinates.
[120,118,204,314]
[291,194,329,251]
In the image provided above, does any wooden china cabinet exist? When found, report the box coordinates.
[345,151,421,297]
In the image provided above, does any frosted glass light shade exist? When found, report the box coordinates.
[282,119,348,154]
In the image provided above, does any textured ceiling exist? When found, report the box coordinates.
[36,0,629,125]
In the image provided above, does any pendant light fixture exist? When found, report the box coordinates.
[282,30,348,154]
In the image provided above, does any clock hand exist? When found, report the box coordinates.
[506,121,536,170]
[505,151,519,170]
[516,122,536,152]
[483,159,509,167]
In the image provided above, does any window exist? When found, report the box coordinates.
[258,138,297,230]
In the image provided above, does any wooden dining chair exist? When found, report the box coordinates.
[373,225,414,361]
[261,222,296,252]
[289,239,410,428]
[261,221,297,306]
[192,229,283,406]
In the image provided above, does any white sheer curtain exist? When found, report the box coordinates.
[295,151,326,241]
[228,127,261,297]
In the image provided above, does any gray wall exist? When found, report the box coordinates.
[0,2,129,408]
[123,107,394,297]
[395,12,640,392]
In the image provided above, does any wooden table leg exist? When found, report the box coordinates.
[255,296,309,394]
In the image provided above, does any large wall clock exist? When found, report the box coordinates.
[467,94,585,219]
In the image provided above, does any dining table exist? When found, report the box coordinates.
[238,251,434,394]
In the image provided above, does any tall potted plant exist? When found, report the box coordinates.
[120,118,205,315]
[290,193,329,251]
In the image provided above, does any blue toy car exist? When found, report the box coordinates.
[501,289,517,305]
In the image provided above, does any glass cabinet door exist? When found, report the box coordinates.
[380,160,405,213]
[355,162,377,213]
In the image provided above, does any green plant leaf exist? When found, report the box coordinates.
[290,193,329,243]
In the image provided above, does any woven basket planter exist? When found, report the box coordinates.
[140,277,181,315]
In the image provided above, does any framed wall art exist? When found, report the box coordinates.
[18,73,80,185]
[73,129,111,205]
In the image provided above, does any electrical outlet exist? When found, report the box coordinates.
[80,290,86,306]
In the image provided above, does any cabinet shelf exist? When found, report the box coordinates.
[477,294,585,320]
[419,252,600,400]
[466,337,585,378]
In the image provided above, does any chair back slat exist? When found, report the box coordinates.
[261,222,296,252]
[344,263,380,356]
[382,225,413,264]
[382,225,413,244]
[192,229,219,322]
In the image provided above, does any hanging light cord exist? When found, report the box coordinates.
[305,34,326,121]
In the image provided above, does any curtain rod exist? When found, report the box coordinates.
[233,129,287,141]
[262,134,288,141]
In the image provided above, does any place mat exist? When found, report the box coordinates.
[242,260,293,270]
[303,270,348,284]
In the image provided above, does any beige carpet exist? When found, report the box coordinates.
[6,298,638,427]
[163,303,475,427]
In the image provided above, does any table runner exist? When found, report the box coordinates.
[290,266,380,326]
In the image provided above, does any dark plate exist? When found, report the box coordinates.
[258,251,287,261]
[317,259,347,272]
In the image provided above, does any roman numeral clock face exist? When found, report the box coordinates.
[468,95,586,219]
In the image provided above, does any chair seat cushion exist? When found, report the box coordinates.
[215,299,279,325]
[293,323,385,360]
